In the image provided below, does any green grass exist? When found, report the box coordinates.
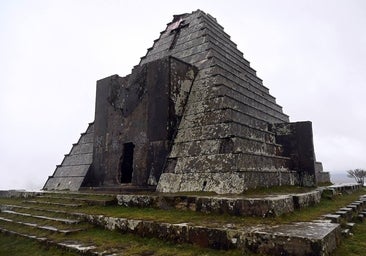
[0,232,79,256]
[0,224,245,255]
[64,227,245,256]
[334,220,366,255]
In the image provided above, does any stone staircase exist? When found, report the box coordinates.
[0,192,121,255]
[321,195,366,237]
[0,186,365,255]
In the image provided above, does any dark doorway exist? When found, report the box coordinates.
[120,142,135,183]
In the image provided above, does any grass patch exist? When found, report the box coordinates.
[64,227,245,256]
[334,220,366,255]
[0,232,79,256]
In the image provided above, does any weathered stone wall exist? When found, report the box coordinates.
[116,189,326,217]
[149,11,303,193]
[43,123,94,191]
[158,171,298,194]
[269,121,318,186]
[88,57,197,187]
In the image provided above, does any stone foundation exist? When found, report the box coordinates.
[157,170,298,194]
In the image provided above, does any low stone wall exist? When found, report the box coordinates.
[117,184,361,217]
[329,184,362,194]
[0,190,42,198]
[117,194,298,217]
[157,171,299,194]
[82,214,237,250]
[81,213,341,255]
[293,190,322,209]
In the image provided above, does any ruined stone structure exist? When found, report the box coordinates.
[43,10,330,193]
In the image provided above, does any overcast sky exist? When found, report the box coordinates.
[1,0,365,190]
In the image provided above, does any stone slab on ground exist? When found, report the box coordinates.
[25,200,83,208]
[36,195,117,206]
[323,214,342,223]
[245,222,341,256]
[0,216,81,234]
[0,227,100,255]
[335,210,352,221]
[1,209,80,224]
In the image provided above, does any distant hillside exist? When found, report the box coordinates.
[330,171,357,184]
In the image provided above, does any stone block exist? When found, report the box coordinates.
[292,190,321,209]
[349,202,362,211]
[212,75,279,110]
[62,153,93,166]
[43,177,85,191]
[70,143,93,155]
[53,165,90,177]
[346,205,358,212]
[245,222,341,256]
[323,214,342,223]
[188,226,232,250]
[335,211,352,221]
[79,132,93,144]
[157,171,298,194]
[356,214,364,222]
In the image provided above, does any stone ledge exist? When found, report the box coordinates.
[82,212,340,255]
[244,222,341,256]
[117,193,301,217]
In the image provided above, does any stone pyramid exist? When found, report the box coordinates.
[44,10,330,193]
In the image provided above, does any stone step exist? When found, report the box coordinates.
[349,202,363,211]
[245,222,341,255]
[36,195,117,206]
[0,216,82,234]
[1,204,84,219]
[312,219,333,224]
[335,210,352,221]
[117,193,295,217]
[346,222,356,231]
[83,212,340,256]
[24,200,83,208]
[80,185,157,193]
[1,209,80,224]
[356,214,364,222]
[341,228,351,237]
[0,227,98,254]
[323,214,342,223]
[346,204,358,212]
[354,200,366,207]
[339,207,353,212]
[0,226,48,242]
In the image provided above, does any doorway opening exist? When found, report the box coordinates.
[120,142,135,183]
